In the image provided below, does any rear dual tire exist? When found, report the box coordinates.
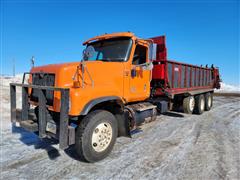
[183,96,195,114]
[194,94,205,114]
[204,92,213,111]
[183,92,212,115]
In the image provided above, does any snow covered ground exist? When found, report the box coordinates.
[0,76,240,179]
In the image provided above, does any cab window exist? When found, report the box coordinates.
[85,37,132,62]
[132,44,147,65]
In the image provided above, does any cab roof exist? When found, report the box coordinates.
[83,32,135,45]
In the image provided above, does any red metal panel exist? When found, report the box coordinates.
[172,63,174,88]
[152,60,217,96]
[152,64,164,79]
[179,64,182,88]
[184,65,188,87]
[194,67,197,86]
[150,35,220,97]
[190,66,192,87]
[152,64,160,79]
[150,36,167,61]
[198,68,202,86]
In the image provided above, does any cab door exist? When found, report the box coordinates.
[127,43,151,101]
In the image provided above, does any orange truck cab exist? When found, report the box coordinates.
[30,32,153,116]
[10,32,220,162]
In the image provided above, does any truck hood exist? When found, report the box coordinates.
[30,61,80,88]
[30,61,124,88]
[29,60,125,116]
[31,62,80,74]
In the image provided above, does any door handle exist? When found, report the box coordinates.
[131,69,137,78]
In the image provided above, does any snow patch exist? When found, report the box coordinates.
[1,74,23,87]
[216,82,240,93]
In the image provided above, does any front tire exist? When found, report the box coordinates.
[74,110,118,162]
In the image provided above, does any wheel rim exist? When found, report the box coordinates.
[200,98,205,111]
[208,96,212,107]
[189,96,195,112]
[91,122,113,152]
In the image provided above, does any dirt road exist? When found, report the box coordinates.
[0,81,239,179]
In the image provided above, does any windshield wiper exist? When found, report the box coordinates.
[110,58,125,62]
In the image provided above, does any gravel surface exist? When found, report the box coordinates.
[1,77,240,180]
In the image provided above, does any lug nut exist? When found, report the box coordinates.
[94,128,99,133]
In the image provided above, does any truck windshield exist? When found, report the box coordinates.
[84,37,132,62]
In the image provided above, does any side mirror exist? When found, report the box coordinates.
[131,69,137,78]
[83,45,95,60]
[148,43,157,61]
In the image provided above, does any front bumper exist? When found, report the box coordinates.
[10,83,75,150]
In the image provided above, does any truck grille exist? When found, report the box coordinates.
[30,73,55,105]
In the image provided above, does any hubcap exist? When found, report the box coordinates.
[189,96,195,111]
[91,122,112,152]
[200,98,204,111]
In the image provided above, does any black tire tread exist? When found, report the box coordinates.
[75,110,117,162]
[183,96,193,114]
[194,94,205,115]
[205,92,213,111]
[74,110,94,162]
